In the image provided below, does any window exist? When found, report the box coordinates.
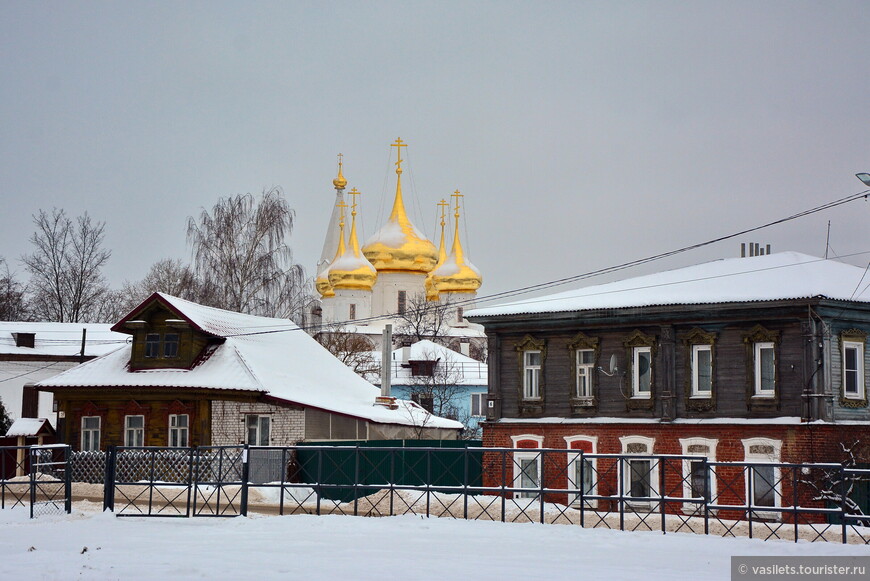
[691,344,712,397]
[457,306,464,323]
[754,342,775,396]
[163,333,179,358]
[565,436,597,506]
[679,438,718,510]
[145,333,160,358]
[349,303,356,321]
[620,436,657,508]
[169,414,189,447]
[743,438,782,519]
[81,416,100,451]
[246,415,270,446]
[511,435,543,500]
[523,351,542,399]
[576,349,594,398]
[632,347,652,398]
[470,393,487,417]
[843,340,865,399]
[397,290,406,315]
[124,415,145,447]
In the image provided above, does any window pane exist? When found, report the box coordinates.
[759,346,775,392]
[629,460,651,497]
[636,349,651,393]
[753,466,776,507]
[690,460,709,499]
[520,458,538,491]
[845,345,860,395]
[259,416,270,446]
[83,417,100,429]
[695,347,712,393]
[575,459,594,495]
[526,351,541,366]
[578,350,594,365]
[145,334,160,358]
[164,333,179,358]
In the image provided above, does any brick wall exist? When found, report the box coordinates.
[211,400,304,446]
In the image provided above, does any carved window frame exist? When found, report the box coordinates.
[742,325,781,411]
[624,330,656,410]
[840,329,868,408]
[567,332,600,411]
[515,335,546,416]
[682,328,717,412]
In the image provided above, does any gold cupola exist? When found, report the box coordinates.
[333,153,347,190]
[425,199,450,301]
[328,189,378,291]
[362,138,438,274]
[429,190,483,294]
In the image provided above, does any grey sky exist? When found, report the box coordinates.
[1,1,869,308]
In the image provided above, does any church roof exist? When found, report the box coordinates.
[468,252,870,318]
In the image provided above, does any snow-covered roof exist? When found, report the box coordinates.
[39,294,461,430]
[468,252,870,318]
[369,339,487,386]
[5,417,54,437]
[0,322,127,357]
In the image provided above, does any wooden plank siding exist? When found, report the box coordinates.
[475,299,870,423]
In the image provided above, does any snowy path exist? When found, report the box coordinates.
[0,502,866,580]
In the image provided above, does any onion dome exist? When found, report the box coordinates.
[315,266,335,298]
[425,199,450,301]
[362,138,438,274]
[328,189,377,291]
[430,191,482,294]
[333,154,347,190]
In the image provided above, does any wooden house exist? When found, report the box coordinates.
[467,252,870,511]
[37,293,461,450]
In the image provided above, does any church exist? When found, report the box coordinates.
[312,139,486,358]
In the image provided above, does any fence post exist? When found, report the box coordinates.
[64,446,72,514]
[103,446,116,513]
[463,446,469,520]
[703,458,710,536]
[792,465,799,543]
[240,445,249,517]
[840,464,848,544]
[316,448,323,516]
[501,449,507,523]
[29,447,35,519]
[660,458,666,534]
[539,450,545,524]
[353,444,360,517]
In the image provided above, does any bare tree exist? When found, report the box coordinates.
[315,324,380,378]
[0,257,29,321]
[187,188,313,323]
[799,441,870,526]
[22,209,111,322]
[116,258,203,315]
[394,293,452,345]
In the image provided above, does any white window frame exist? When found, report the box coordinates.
[523,350,542,400]
[81,416,101,452]
[565,435,598,507]
[753,342,776,397]
[575,349,595,398]
[246,414,271,446]
[124,415,145,447]
[691,344,713,397]
[843,340,865,400]
[632,346,652,398]
[470,392,487,417]
[511,435,543,500]
[743,437,782,520]
[168,414,189,447]
[679,437,718,513]
[619,435,658,509]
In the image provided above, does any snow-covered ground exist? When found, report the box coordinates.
[0,502,867,580]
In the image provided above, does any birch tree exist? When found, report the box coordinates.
[22,209,111,322]
[186,188,313,323]
[0,257,29,321]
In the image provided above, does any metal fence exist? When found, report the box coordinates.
[0,445,71,517]
[2,444,870,544]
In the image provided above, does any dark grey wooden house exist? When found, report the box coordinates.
[467,252,870,510]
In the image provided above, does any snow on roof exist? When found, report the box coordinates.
[369,339,487,386]
[5,417,53,437]
[39,294,461,430]
[0,322,127,357]
[467,252,870,318]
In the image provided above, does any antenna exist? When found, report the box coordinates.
[598,353,619,376]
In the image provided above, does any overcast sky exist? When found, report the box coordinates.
[2,1,869,308]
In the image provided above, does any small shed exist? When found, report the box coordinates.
[4,418,56,477]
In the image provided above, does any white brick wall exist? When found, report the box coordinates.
[211,400,304,446]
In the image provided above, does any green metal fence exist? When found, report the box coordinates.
[295,440,483,502]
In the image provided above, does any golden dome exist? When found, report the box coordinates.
[362,138,438,274]
[333,154,347,190]
[430,191,482,295]
[328,190,377,291]
[425,199,450,301]
[315,267,335,298]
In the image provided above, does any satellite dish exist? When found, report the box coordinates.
[609,353,618,374]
